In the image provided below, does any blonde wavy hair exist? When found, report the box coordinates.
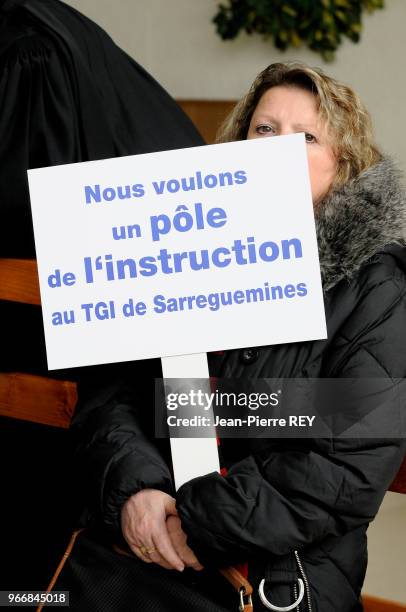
[216,61,381,187]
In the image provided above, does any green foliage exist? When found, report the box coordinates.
[213,0,384,61]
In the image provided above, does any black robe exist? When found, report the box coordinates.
[0,0,204,373]
[0,0,204,591]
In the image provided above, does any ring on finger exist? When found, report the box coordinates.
[139,545,157,556]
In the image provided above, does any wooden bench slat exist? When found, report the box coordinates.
[0,259,40,305]
[0,372,76,429]
[363,595,406,611]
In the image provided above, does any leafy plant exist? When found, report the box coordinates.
[213,0,384,61]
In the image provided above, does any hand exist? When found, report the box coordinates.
[121,488,185,571]
[166,514,203,571]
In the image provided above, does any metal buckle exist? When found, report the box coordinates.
[258,577,305,611]
[239,587,253,611]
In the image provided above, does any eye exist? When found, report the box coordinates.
[255,124,276,136]
[305,133,316,143]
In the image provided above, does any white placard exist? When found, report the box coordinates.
[161,353,219,489]
[28,133,326,370]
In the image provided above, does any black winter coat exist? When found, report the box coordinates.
[72,156,406,612]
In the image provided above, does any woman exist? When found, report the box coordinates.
[70,62,406,611]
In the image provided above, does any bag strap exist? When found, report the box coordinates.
[219,566,253,596]
[220,567,253,612]
[36,528,85,612]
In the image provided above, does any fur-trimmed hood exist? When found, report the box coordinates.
[315,156,406,292]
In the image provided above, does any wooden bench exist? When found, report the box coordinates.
[0,258,77,428]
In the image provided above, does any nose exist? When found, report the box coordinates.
[279,126,298,136]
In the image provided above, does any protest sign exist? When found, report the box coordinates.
[28,133,326,371]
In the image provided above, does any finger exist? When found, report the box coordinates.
[127,541,153,564]
[134,548,153,564]
[190,561,204,571]
[165,520,200,570]
[139,542,174,570]
[131,540,173,570]
[165,499,179,517]
[145,550,174,570]
[153,528,185,571]
[180,548,204,571]
[165,522,202,570]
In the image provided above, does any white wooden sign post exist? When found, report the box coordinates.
[27,134,327,489]
[161,353,218,489]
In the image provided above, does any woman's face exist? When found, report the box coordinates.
[247,85,337,205]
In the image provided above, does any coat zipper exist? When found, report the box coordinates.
[294,551,313,612]
[293,583,301,612]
